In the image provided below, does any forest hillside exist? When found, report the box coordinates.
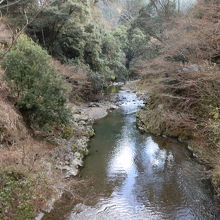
[1,0,220,219]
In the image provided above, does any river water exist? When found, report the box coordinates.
[44,90,219,220]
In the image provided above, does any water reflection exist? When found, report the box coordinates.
[43,91,218,220]
[68,91,217,220]
[108,141,135,176]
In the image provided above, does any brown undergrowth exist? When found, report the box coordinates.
[0,139,61,220]
[0,21,99,214]
[0,64,84,219]
[53,60,103,102]
[136,0,220,196]
[0,70,62,218]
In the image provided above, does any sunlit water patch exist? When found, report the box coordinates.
[43,90,219,220]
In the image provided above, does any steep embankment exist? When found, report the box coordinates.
[0,56,119,220]
[0,69,113,219]
[131,1,220,197]
[0,21,118,219]
[136,71,220,193]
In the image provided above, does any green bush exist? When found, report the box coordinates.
[25,0,128,90]
[2,36,70,129]
[89,72,106,94]
[0,168,35,220]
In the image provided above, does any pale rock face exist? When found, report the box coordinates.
[0,22,13,45]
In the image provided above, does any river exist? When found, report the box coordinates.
[43,90,219,220]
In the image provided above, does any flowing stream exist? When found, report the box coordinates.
[44,90,219,220]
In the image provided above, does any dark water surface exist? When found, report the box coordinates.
[43,91,219,220]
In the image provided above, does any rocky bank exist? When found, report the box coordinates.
[34,92,120,219]
[51,99,118,179]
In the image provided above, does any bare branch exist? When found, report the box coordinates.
[0,0,56,59]
[0,0,23,9]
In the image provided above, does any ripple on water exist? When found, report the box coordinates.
[43,90,219,220]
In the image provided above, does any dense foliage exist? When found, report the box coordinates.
[2,36,70,129]
[2,0,220,218]
[24,0,128,89]
[0,0,130,93]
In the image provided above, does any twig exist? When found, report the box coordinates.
[0,0,23,9]
[0,0,56,59]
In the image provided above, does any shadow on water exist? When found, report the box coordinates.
[43,90,219,220]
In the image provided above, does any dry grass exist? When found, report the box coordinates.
[0,55,90,218]
[136,0,220,193]
[0,68,29,146]
[160,0,220,64]
[0,135,66,216]
[0,99,28,146]
[53,60,87,81]
[0,20,13,46]
[53,60,95,101]
[0,66,66,216]
[138,0,220,133]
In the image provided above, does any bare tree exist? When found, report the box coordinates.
[97,0,146,26]
[0,0,57,58]
[149,0,176,18]
[0,0,24,9]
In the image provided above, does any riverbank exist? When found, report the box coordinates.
[42,88,219,220]
[128,79,220,198]
[34,89,121,219]
[0,72,120,219]
[52,99,119,179]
